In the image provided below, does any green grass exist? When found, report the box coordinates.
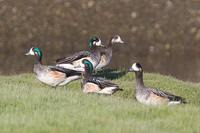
[0,72,200,133]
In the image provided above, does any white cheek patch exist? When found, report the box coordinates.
[95,40,102,46]
[26,47,35,55]
[116,37,121,42]
[112,36,124,44]
[80,62,85,68]
[132,63,140,71]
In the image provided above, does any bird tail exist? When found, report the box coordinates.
[114,87,123,92]
[174,96,187,104]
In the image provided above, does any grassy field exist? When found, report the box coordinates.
[0,71,200,133]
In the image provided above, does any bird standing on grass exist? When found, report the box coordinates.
[56,36,104,71]
[95,35,126,70]
[26,47,82,87]
[128,62,186,105]
[81,59,122,95]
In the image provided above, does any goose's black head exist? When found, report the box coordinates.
[111,35,125,44]
[129,62,143,72]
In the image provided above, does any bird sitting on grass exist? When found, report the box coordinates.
[25,47,82,87]
[128,62,186,106]
[81,59,122,95]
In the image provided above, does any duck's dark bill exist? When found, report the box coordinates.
[128,68,134,72]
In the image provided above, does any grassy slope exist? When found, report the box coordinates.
[0,72,200,133]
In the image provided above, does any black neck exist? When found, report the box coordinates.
[90,46,101,57]
[135,71,145,88]
[108,38,113,48]
[34,54,42,64]
[83,70,92,79]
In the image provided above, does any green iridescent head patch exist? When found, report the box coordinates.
[82,59,93,73]
[33,47,43,59]
[88,36,99,49]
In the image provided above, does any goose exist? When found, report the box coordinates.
[129,62,186,105]
[95,35,125,70]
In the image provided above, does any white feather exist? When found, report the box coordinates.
[97,87,117,95]
[59,75,81,86]
[56,64,74,69]
[131,63,140,72]
[26,47,35,55]
[111,36,124,44]
[95,39,102,46]
[168,101,181,105]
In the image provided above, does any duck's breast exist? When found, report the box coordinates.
[83,82,101,93]
[37,71,66,86]
[96,54,110,69]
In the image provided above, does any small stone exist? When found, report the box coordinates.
[154,23,160,29]
[158,29,163,36]
[165,43,171,50]
[131,26,137,32]
[149,46,155,53]
[82,30,87,35]
[12,7,17,13]
[64,2,70,7]
[166,0,173,9]
[195,30,200,40]
[190,27,197,33]
[88,1,95,8]
[28,33,33,39]
[131,12,137,19]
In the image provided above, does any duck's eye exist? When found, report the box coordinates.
[136,63,142,69]
[114,36,118,40]
[95,38,99,42]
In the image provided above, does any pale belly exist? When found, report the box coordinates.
[36,71,65,87]
[73,57,97,68]
[96,55,110,70]
[83,83,101,93]
[136,93,169,106]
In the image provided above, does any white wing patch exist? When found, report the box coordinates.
[168,101,181,106]
[98,87,117,95]
[59,75,81,86]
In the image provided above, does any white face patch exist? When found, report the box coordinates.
[111,35,124,44]
[95,39,102,46]
[131,63,140,72]
[80,62,85,68]
[25,47,35,55]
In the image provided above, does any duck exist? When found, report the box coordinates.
[95,35,126,70]
[25,47,82,87]
[81,59,122,95]
[128,62,186,106]
[56,36,104,71]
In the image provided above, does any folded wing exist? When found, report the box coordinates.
[56,51,91,64]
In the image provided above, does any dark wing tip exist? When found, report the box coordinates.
[180,97,187,104]
[56,57,66,63]
[171,95,187,104]
[117,88,123,91]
